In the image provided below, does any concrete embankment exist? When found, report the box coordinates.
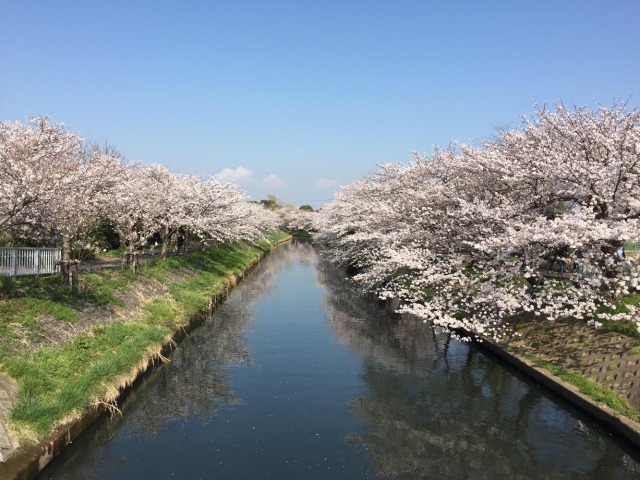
[441,310,640,450]
[0,235,291,480]
[399,303,640,450]
[476,334,640,448]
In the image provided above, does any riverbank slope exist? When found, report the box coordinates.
[0,232,290,479]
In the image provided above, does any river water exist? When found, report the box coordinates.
[38,241,640,479]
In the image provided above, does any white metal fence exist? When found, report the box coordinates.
[0,247,61,279]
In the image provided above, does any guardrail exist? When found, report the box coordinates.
[0,247,61,279]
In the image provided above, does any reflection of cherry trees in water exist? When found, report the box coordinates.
[316,259,437,372]
[118,316,248,439]
[346,358,640,480]
[116,241,318,438]
[316,260,640,479]
[73,241,307,444]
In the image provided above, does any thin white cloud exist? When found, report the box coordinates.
[263,174,285,188]
[315,178,338,188]
[215,166,254,183]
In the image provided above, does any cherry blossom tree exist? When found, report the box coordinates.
[318,103,640,337]
[134,164,194,257]
[0,117,82,235]
[103,167,278,267]
[191,178,278,244]
[40,145,127,282]
[103,163,160,268]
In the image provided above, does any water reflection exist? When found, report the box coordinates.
[316,260,640,479]
[119,241,319,436]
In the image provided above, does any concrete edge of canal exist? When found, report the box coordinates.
[0,237,291,480]
[476,337,640,448]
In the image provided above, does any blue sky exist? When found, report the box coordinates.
[2,1,639,208]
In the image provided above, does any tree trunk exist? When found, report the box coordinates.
[71,261,79,289]
[126,243,136,270]
[60,234,71,287]
[160,226,170,258]
[183,228,190,254]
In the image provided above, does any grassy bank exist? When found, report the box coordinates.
[0,232,290,444]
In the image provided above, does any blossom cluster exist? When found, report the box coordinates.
[316,103,640,337]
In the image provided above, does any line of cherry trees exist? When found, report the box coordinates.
[0,117,279,281]
[276,205,317,235]
[316,103,640,338]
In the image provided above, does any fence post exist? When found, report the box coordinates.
[71,261,79,290]
[35,249,41,277]
[11,249,17,280]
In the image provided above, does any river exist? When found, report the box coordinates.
[38,241,640,479]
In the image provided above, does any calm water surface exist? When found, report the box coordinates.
[39,241,640,479]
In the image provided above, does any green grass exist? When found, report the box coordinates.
[0,231,290,441]
[5,321,169,437]
[595,293,640,340]
[625,241,640,253]
[0,270,137,359]
[80,271,137,307]
[96,247,128,257]
[509,347,640,423]
[548,364,640,422]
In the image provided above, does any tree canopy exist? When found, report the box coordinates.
[316,103,640,338]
